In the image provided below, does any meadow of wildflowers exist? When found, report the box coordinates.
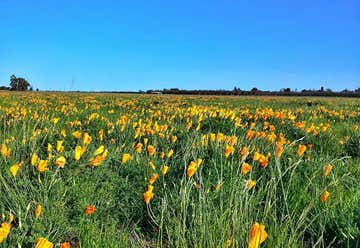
[0,92,359,247]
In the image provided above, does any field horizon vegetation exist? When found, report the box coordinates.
[2,75,360,98]
[0,92,359,247]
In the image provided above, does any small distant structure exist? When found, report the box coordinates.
[146,90,162,94]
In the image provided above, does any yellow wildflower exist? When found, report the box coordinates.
[37,160,49,172]
[167,149,174,158]
[0,222,11,244]
[324,164,332,177]
[31,153,38,166]
[161,165,169,175]
[248,222,267,248]
[297,144,307,156]
[72,131,82,139]
[55,156,66,168]
[56,140,64,152]
[74,145,86,161]
[247,179,256,190]
[149,161,156,170]
[1,144,11,158]
[35,204,42,218]
[93,145,105,156]
[47,143,52,153]
[35,237,53,248]
[9,163,20,177]
[82,132,92,145]
[122,153,132,164]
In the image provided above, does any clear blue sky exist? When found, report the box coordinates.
[1,0,359,91]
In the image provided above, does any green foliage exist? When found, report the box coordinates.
[345,133,360,158]
[9,75,30,91]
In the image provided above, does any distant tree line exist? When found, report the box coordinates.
[1,74,358,97]
[146,86,360,97]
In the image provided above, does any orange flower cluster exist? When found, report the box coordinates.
[253,152,270,168]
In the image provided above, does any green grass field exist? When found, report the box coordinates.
[0,92,359,247]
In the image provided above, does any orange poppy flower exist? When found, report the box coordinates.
[187,161,197,177]
[321,191,330,203]
[149,173,158,184]
[85,205,96,215]
[135,143,143,153]
[324,164,332,177]
[35,204,42,218]
[35,237,53,248]
[240,146,249,160]
[248,222,267,248]
[143,188,154,204]
[60,242,71,248]
[297,145,307,156]
[147,145,156,156]
[241,163,252,175]
[275,142,283,158]
[225,145,234,158]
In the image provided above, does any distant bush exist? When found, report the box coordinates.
[0,86,10,90]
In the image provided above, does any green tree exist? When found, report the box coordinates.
[10,75,30,91]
